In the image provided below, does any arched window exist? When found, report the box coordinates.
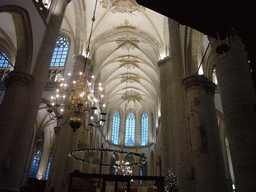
[125,112,135,147]
[50,35,69,67]
[112,110,120,145]
[141,111,148,146]
[45,154,52,180]
[29,149,42,178]
[0,52,10,68]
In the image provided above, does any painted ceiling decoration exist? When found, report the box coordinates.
[115,35,139,50]
[67,0,165,114]
[120,73,140,83]
[118,56,140,69]
[121,90,142,102]
[117,20,136,30]
[99,0,146,15]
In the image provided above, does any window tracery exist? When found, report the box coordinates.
[29,149,42,178]
[112,110,120,145]
[125,112,135,147]
[141,111,148,146]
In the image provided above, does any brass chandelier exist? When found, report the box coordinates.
[47,72,106,132]
[47,0,107,132]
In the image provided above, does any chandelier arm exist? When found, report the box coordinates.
[83,118,91,131]
[49,113,56,120]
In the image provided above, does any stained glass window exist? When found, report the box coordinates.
[29,149,42,178]
[125,112,135,147]
[50,35,69,67]
[112,110,120,145]
[0,52,10,68]
[45,154,52,180]
[141,111,148,146]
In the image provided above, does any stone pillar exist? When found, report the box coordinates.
[0,70,34,192]
[73,54,91,76]
[157,57,171,178]
[168,19,193,191]
[186,27,204,76]
[209,36,256,191]
[0,0,71,191]
[46,54,90,192]
[183,75,230,192]
[44,122,61,190]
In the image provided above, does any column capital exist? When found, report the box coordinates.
[157,56,171,67]
[4,70,34,89]
[182,75,216,94]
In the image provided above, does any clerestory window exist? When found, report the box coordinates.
[141,111,148,146]
[50,35,69,67]
[111,110,120,145]
[125,112,135,147]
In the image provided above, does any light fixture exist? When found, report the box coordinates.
[69,148,147,167]
[115,160,133,176]
[216,28,235,54]
[47,72,106,132]
[47,0,106,132]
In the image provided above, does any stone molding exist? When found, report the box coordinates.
[4,70,34,88]
[183,75,216,94]
[157,56,171,68]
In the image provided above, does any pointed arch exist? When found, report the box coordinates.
[0,5,33,73]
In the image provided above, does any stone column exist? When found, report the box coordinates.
[166,19,192,191]
[44,121,61,190]
[73,54,90,76]
[186,27,204,76]
[0,0,71,191]
[46,54,89,192]
[183,75,230,192]
[157,57,171,178]
[209,36,256,191]
[0,70,34,192]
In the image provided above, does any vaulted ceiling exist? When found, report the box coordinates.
[64,0,169,114]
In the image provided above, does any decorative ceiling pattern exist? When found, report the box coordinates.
[120,73,140,83]
[64,0,167,115]
[121,90,142,102]
[118,56,140,69]
[116,35,139,50]
[99,0,145,14]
